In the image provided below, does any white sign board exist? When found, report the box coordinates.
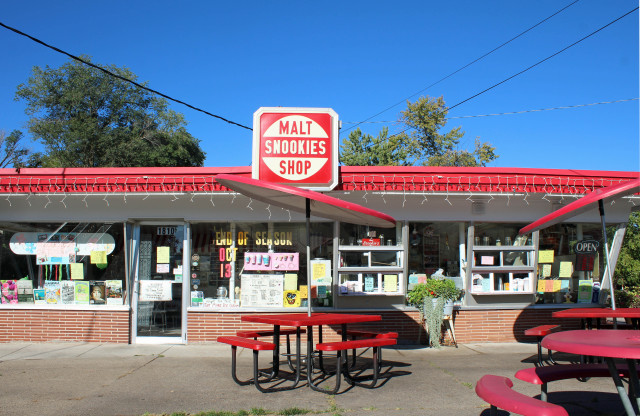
[240,274,283,307]
[139,280,173,302]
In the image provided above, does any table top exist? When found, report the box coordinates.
[552,308,640,319]
[241,313,382,327]
[542,329,640,359]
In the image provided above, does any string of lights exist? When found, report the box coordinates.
[0,21,253,131]
[341,98,638,124]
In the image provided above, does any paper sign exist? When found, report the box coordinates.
[157,247,170,263]
[560,280,570,292]
[408,274,419,284]
[139,280,173,301]
[313,263,325,280]
[317,285,327,298]
[383,275,397,292]
[559,261,573,278]
[538,250,554,264]
[417,274,427,284]
[481,256,494,266]
[545,280,555,293]
[299,285,308,299]
[537,280,546,293]
[90,251,107,264]
[365,275,375,292]
[542,264,552,278]
[552,280,561,292]
[156,263,170,273]
[70,263,84,280]
[577,280,593,303]
[284,274,298,291]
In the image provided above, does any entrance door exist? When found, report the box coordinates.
[132,224,187,344]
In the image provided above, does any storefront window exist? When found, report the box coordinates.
[1,222,126,306]
[536,223,605,305]
[189,221,333,308]
[407,222,462,277]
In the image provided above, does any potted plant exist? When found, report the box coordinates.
[407,278,462,347]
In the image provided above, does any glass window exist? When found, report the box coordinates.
[190,221,333,308]
[535,223,605,305]
[407,222,462,277]
[0,222,126,306]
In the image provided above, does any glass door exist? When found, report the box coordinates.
[133,223,186,343]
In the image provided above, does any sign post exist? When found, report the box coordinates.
[252,107,339,191]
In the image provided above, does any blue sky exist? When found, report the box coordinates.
[2,1,638,172]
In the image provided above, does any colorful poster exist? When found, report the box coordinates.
[284,290,300,307]
[577,280,593,303]
[74,281,90,304]
[310,260,332,284]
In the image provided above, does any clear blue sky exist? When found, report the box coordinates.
[2,1,638,172]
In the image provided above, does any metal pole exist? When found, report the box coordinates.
[306,198,312,316]
[599,200,616,311]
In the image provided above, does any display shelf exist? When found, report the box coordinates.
[470,244,536,295]
[338,244,404,296]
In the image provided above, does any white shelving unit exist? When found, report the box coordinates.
[338,245,404,296]
[469,245,537,294]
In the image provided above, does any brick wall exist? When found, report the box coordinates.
[187,308,580,345]
[0,309,130,343]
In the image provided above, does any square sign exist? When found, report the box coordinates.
[252,107,339,191]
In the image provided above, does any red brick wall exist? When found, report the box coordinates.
[0,309,130,343]
[187,308,580,345]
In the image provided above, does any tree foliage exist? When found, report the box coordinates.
[0,130,32,168]
[340,96,498,167]
[14,58,205,168]
[615,211,640,288]
[340,127,408,166]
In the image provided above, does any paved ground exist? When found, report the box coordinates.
[0,341,631,416]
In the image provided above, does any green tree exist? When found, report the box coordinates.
[340,127,408,166]
[340,96,498,167]
[615,211,640,288]
[0,130,31,168]
[14,58,205,168]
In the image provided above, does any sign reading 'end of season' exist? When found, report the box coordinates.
[253,107,339,191]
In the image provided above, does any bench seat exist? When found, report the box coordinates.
[515,363,633,401]
[336,329,398,339]
[475,374,569,416]
[217,336,288,392]
[311,337,397,394]
[236,328,306,338]
[316,338,397,352]
[525,324,560,366]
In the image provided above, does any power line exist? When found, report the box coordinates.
[0,21,253,131]
[341,98,639,124]
[366,7,639,146]
[447,7,639,111]
[341,0,582,136]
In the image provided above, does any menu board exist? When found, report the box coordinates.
[240,274,283,307]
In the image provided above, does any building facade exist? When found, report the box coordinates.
[0,166,637,344]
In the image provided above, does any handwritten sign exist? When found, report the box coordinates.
[240,274,283,307]
[383,275,397,292]
[139,280,173,301]
[70,263,84,280]
[559,261,573,278]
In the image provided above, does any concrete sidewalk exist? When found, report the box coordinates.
[0,341,629,416]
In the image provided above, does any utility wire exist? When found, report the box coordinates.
[361,7,639,146]
[0,21,253,131]
[341,98,639,124]
[447,7,638,111]
[341,0,582,136]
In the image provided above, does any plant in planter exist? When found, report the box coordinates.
[407,278,462,347]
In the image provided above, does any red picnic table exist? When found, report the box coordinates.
[241,313,385,392]
[542,329,640,416]
[552,308,640,329]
